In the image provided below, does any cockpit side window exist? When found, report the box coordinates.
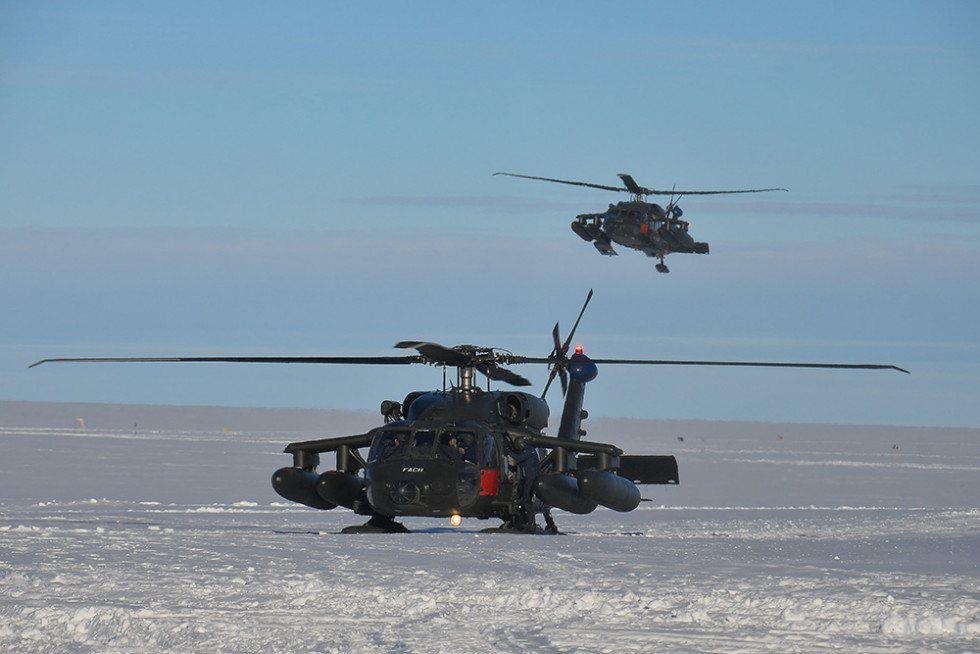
[369,430,409,462]
[437,430,478,463]
[456,431,477,463]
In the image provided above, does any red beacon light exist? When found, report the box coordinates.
[574,345,584,355]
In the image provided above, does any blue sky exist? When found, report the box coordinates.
[2,1,978,427]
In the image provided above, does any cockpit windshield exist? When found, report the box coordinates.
[412,430,435,457]
[370,427,493,465]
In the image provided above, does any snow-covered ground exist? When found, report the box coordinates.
[1,404,978,653]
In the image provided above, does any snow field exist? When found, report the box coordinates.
[1,414,978,653]
[1,499,977,653]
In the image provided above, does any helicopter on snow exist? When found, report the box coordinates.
[495,172,787,273]
[30,291,908,534]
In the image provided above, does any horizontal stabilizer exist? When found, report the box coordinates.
[578,454,679,485]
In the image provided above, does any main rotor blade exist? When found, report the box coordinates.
[494,172,626,193]
[620,173,789,197]
[583,359,910,373]
[395,341,533,386]
[618,174,646,196]
[477,363,532,387]
[502,355,908,373]
[29,355,422,368]
[394,341,473,367]
[497,171,787,197]
[643,187,789,196]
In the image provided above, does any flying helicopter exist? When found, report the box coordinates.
[30,291,908,534]
[495,172,788,273]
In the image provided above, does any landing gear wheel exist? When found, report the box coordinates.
[656,262,669,274]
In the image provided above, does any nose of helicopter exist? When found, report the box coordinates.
[366,459,485,516]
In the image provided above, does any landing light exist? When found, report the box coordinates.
[450,514,462,527]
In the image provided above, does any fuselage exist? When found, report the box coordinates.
[365,389,547,518]
[273,389,550,520]
[601,200,707,255]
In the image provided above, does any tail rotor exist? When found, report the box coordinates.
[542,289,594,398]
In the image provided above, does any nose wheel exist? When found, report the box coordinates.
[656,262,670,274]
